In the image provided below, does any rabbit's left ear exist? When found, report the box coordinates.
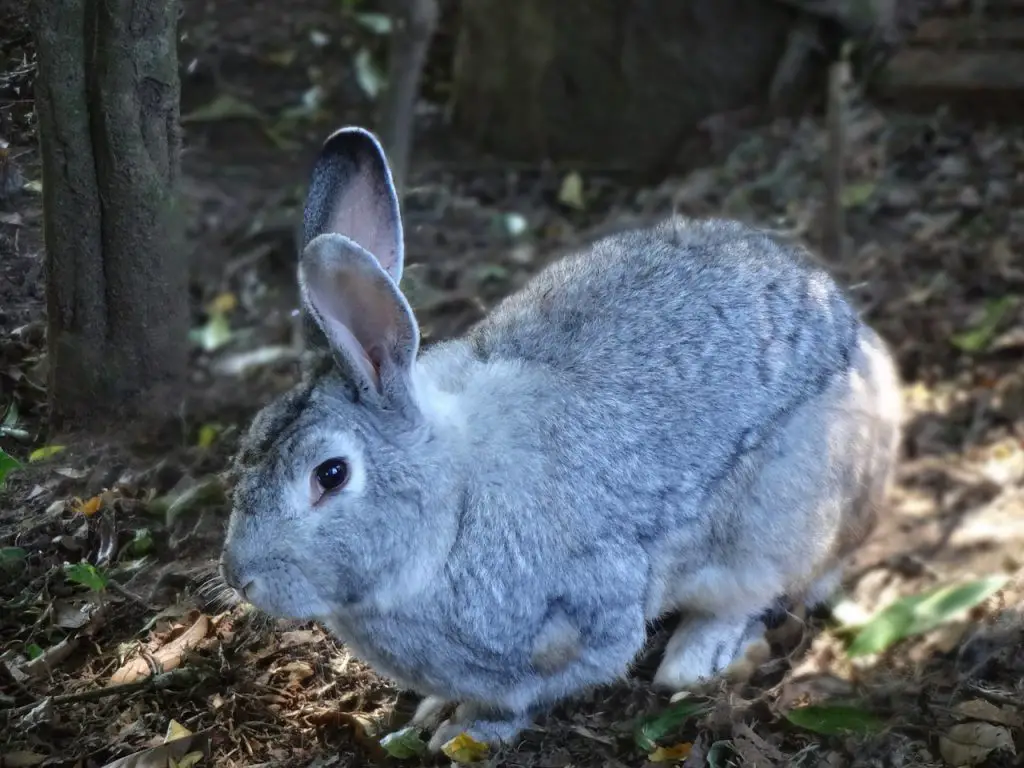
[298,127,419,409]
[303,126,405,284]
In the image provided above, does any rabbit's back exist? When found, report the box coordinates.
[430,216,897,619]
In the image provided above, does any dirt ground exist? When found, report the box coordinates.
[2,1,1023,767]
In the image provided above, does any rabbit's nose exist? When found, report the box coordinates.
[219,553,243,590]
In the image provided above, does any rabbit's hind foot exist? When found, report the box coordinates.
[426,702,531,752]
[651,612,771,691]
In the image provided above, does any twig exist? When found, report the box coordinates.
[822,54,849,263]
[379,0,439,197]
[964,683,1024,710]
[1,667,200,718]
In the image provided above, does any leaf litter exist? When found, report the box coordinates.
[4,3,1024,767]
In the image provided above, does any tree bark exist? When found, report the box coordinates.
[450,0,802,168]
[33,0,186,431]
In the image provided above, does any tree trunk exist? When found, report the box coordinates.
[33,0,186,430]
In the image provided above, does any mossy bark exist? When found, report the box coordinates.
[33,0,186,430]
[450,0,804,167]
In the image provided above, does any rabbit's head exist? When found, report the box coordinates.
[219,128,459,620]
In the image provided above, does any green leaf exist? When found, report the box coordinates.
[29,444,66,462]
[840,181,876,209]
[196,423,221,449]
[355,12,392,34]
[354,48,386,99]
[0,546,27,566]
[189,311,233,352]
[0,448,21,486]
[181,93,265,124]
[25,643,43,660]
[784,704,884,736]
[557,171,586,210]
[845,576,1009,657]
[634,700,710,753]
[123,528,154,558]
[64,562,109,593]
[706,740,735,768]
[950,296,1017,353]
[379,727,428,759]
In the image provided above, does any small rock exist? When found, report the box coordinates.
[883,185,921,210]
[937,154,970,179]
[985,179,1011,205]
[958,186,982,210]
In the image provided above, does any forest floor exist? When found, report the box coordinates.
[2,1,1024,767]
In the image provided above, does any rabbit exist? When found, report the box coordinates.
[219,125,903,751]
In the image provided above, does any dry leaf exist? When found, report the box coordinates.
[557,172,586,210]
[98,729,211,768]
[279,629,321,648]
[730,723,784,767]
[954,699,1023,728]
[79,495,103,516]
[441,732,490,763]
[1,750,47,767]
[939,722,1015,767]
[649,741,693,763]
[110,615,211,685]
[22,637,79,678]
[164,719,192,742]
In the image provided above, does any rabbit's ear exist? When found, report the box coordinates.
[300,233,420,407]
[302,126,405,284]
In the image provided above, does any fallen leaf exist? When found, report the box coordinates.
[22,637,79,678]
[379,727,428,760]
[79,495,103,516]
[954,699,1023,729]
[841,180,876,209]
[845,576,1009,657]
[0,448,22,485]
[110,614,212,685]
[0,546,27,568]
[64,562,109,592]
[441,732,490,763]
[98,729,211,768]
[189,311,232,353]
[22,179,42,194]
[206,292,237,315]
[1,751,47,767]
[950,297,1017,353]
[939,722,1014,767]
[195,424,220,449]
[355,11,392,34]
[28,444,65,462]
[634,700,710,752]
[784,704,884,736]
[705,740,735,768]
[181,94,264,124]
[354,48,385,98]
[164,719,192,742]
[558,171,586,210]
[648,742,693,763]
[279,629,321,648]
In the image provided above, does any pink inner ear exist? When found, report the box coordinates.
[326,163,400,279]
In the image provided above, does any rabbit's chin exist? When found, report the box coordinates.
[241,573,334,622]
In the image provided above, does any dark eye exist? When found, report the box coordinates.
[314,458,350,493]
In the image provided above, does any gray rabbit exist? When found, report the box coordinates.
[219,126,902,750]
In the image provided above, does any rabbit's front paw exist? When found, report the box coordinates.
[426,703,530,753]
[653,614,770,691]
[410,695,451,730]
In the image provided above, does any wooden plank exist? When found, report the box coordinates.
[880,48,1024,92]
[912,17,1024,47]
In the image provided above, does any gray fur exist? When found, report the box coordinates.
[220,126,903,749]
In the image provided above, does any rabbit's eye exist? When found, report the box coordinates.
[314,458,350,494]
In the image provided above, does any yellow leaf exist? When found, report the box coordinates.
[649,742,693,763]
[171,751,205,768]
[29,445,65,462]
[196,424,220,449]
[79,495,103,517]
[164,719,193,743]
[440,732,490,763]
[207,292,237,315]
[558,171,586,210]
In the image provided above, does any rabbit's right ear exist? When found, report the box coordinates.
[298,127,419,411]
[302,126,405,283]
